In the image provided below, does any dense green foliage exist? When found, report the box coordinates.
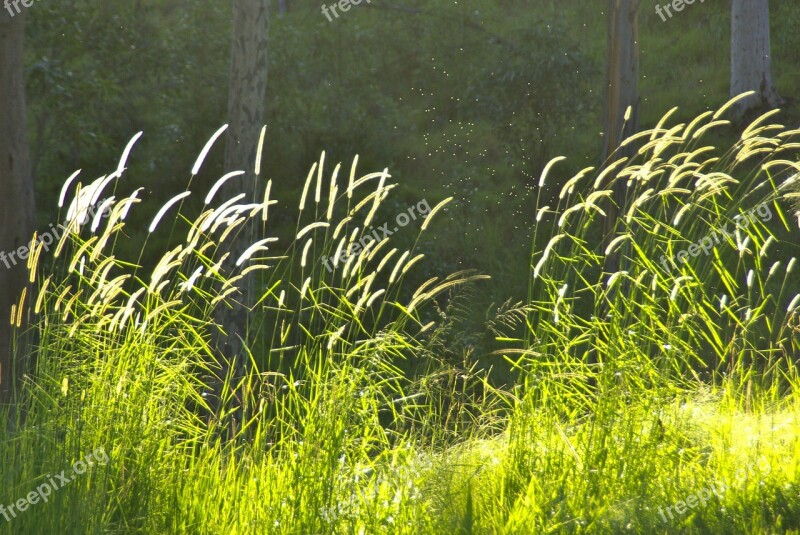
[24,0,800,338]
[22,1,594,312]
[6,1,800,533]
[3,101,800,533]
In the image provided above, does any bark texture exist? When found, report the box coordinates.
[0,9,35,403]
[730,0,782,118]
[601,0,639,276]
[213,0,270,387]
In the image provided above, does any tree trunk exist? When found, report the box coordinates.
[212,0,270,405]
[601,0,639,276]
[278,0,287,16]
[730,0,782,119]
[592,0,640,371]
[0,9,35,404]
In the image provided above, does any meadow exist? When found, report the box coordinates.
[2,94,800,533]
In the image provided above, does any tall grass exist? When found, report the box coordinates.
[1,95,800,533]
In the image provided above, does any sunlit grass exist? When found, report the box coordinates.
[2,96,800,533]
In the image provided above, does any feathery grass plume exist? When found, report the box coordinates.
[363,170,389,227]
[332,216,352,240]
[236,237,279,266]
[14,288,27,327]
[296,222,330,240]
[113,131,143,178]
[787,294,800,313]
[205,254,230,281]
[149,192,192,232]
[90,197,115,232]
[536,205,551,222]
[538,155,566,188]
[365,289,386,309]
[34,276,50,314]
[261,179,273,222]
[300,239,313,268]
[91,222,125,263]
[421,197,453,231]
[26,234,41,279]
[67,238,98,273]
[592,156,628,189]
[254,126,267,176]
[376,248,398,273]
[205,171,245,204]
[713,91,756,120]
[347,170,387,196]
[149,246,182,292]
[89,175,118,208]
[200,194,246,232]
[117,187,143,221]
[299,276,311,301]
[192,124,228,176]
[741,109,783,141]
[559,166,595,199]
[341,246,357,280]
[326,163,340,221]
[366,237,389,262]
[349,241,379,277]
[209,204,248,234]
[88,255,117,288]
[347,155,359,199]
[388,251,411,284]
[315,151,325,204]
[13,132,533,535]
[298,161,317,211]
[58,169,82,208]
[65,176,111,228]
[692,119,730,140]
[179,267,204,293]
[524,99,800,421]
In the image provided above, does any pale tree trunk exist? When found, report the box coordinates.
[601,0,639,277]
[212,0,270,413]
[0,10,35,405]
[278,0,287,17]
[730,0,782,119]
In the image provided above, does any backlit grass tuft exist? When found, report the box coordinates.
[2,97,800,533]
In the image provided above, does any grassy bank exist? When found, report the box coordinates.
[3,99,800,533]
